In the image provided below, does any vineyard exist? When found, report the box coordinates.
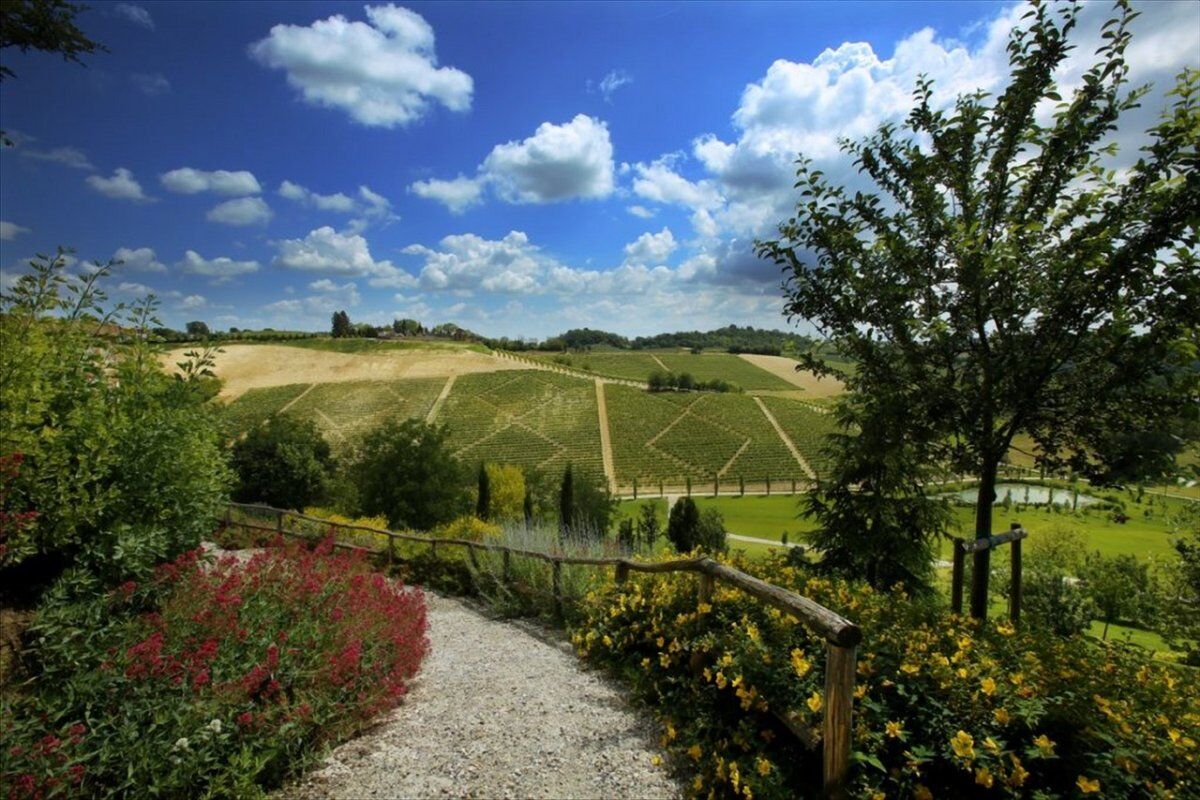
[217,361,842,487]
[521,350,795,390]
[435,370,606,479]
[603,385,820,485]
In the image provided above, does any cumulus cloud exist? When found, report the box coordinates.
[627,205,656,219]
[278,180,355,212]
[623,227,677,266]
[180,294,207,309]
[265,279,363,318]
[630,157,722,210]
[409,175,484,214]
[178,250,260,278]
[130,72,171,95]
[0,221,31,241]
[114,3,154,29]
[161,167,262,195]
[248,4,472,127]
[207,197,273,226]
[113,246,167,273]
[482,115,615,203]
[87,168,151,202]
[273,226,415,287]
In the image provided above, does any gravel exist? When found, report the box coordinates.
[277,591,682,800]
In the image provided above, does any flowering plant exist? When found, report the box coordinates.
[3,537,428,798]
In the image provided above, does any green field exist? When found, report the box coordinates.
[523,350,795,390]
[759,396,841,475]
[221,383,312,436]
[437,370,605,479]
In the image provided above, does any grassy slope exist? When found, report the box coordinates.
[524,350,794,390]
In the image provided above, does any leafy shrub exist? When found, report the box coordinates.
[230,415,333,510]
[0,253,231,589]
[343,417,468,529]
[573,553,1200,799]
[2,537,428,798]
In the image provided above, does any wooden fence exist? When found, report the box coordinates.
[220,502,862,799]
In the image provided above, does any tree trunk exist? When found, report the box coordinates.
[1102,619,1110,641]
[970,459,998,619]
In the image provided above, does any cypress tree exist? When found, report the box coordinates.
[559,464,575,535]
[476,462,491,520]
[523,486,534,528]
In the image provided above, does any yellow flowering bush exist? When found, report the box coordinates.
[573,552,1200,799]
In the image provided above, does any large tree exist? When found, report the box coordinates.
[758,0,1199,618]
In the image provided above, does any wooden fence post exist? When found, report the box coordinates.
[467,542,480,570]
[1009,524,1022,625]
[615,562,629,585]
[698,572,715,606]
[276,509,284,536]
[822,642,857,800]
[502,549,511,583]
[951,542,965,615]
[386,534,395,567]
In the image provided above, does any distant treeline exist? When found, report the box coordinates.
[493,324,820,355]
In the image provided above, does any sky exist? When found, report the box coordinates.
[1,1,1197,339]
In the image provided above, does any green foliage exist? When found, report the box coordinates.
[343,417,468,530]
[484,463,524,523]
[667,497,701,553]
[574,555,1200,800]
[1013,529,1096,638]
[559,464,574,533]
[758,0,1200,603]
[185,320,210,338]
[803,395,951,593]
[636,501,661,551]
[0,0,105,82]
[696,507,727,554]
[570,468,617,536]
[0,251,231,588]
[1159,504,1200,665]
[476,462,491,520]
[330,310,352,338]
[230,414,333,510]
[1082,552,1157,641]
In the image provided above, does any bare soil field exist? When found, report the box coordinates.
[161,343,521,399]
[737,353,845,398]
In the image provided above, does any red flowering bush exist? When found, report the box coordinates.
[2,537,428,798]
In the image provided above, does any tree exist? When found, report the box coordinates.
[758,1,1200,618]
[558,464,574,535]
[475,462,491,520]
[330,310,352,338]
[485,463,525,522]
[523,486,534,528]
[345,418,467,530]
[803,394,952,593]
[1082,552,1156,641]
[617,518,635,553]
[1159,504,1200,665]
[667,497,701,554]
[571,471,617,537]
[1,0,104,80]
[185,320,210,338]
[1011,528,1096,637]
[636,501,661,551]
[696,507,727,554]
[230,415,333,511]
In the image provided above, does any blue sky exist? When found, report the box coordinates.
[1,1,1197,338]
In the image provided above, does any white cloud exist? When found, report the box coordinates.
[273,226,414,287]
[623,227,677,266]
[277,180,355,211]
[207,197,273,226]
[630,157,722,210]
[114,3,154,29]
[161,167,261,195]
[178,250,259,278]
[19,145,94,170]
[0,221,31,241]
[264,279,361,317]
[482,114,615,203]
[87,168,151,202]
[627,205,656,219]
[113,246,167,273]
[594,69,632,102]
[409,175,484,214]
[248,4,473,127]
[130,72,171,95]
[180,294,207,309]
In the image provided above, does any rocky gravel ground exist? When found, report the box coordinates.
[278,591,682,799]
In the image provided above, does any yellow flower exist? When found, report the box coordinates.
[806,691,823,713]
[1007,755,1029,787]
[602,635,612,647]
[900,662,920,675]
[1077,776,1101,794]
[980,677,997,696]
[715,671,728,689]
[993,707,1011,725]
[756,757,771,776]
[1032,734,1056,758]
[650,755,662,766]
[885,721,904,739]
[790,648,812,677]
[957,667,969,679]
[659,652,671,667]
[688,744,702,761]
[656,636,664,648]
[665,723,676,741]
[950,730,975,760]
[975,766,994,789]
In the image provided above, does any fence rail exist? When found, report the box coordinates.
[220,501,861,798]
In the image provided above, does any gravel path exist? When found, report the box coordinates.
[279,592,681,800]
